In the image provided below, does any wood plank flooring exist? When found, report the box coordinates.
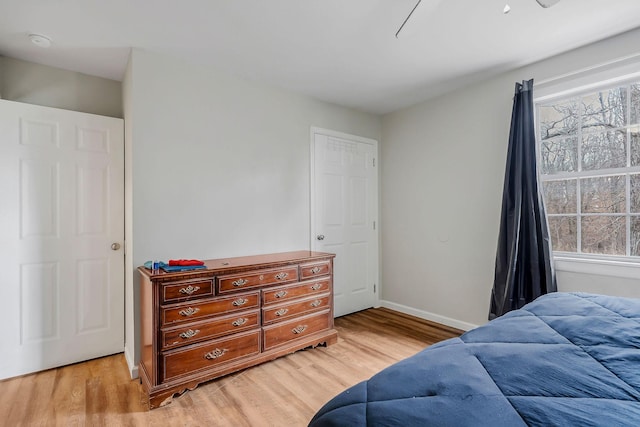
[0,308,462,427]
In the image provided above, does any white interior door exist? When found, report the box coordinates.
[0,100,124,379]
[311,128,378,317]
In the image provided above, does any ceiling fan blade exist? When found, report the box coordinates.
[396,0,422,38]
[395,0,444,39]
[536,0,561,7]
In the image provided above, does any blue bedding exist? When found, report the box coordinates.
[309,293,640,426]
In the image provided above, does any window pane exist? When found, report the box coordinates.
[543,180,576,214]
[538,100,578,140]
[631,216,640,256]
[631,174,640,213]
[631,84,640,125]
[537,83,640,258]
[581,130,626,171]
[632,128,640,167]
[581,216,626,255]
[540,137,577,174]
[548,216,577,252]
[581,87,627,131]
[581,175,625,213]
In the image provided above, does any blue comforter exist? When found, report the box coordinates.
[309,293,640,426]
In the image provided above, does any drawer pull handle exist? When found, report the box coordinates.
[310,283,322,291]
[292,325,307,334]
[232,298,248,306]
[232,318,248,326]
[204,348,228,360]
[179,329,200,339]
[310,266,322,274]
[179,307,200,317]
[179,285,200,295]
[275,308,289,317]
[232,278,249,287]
[275,272,289,280]
[310,300,322,308]
[275,290,288,298]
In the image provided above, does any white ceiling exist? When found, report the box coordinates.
[1,0,640,114]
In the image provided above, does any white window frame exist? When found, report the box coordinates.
[534,55,640,273]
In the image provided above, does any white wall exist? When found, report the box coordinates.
[125,48,381,373]
[0,56,122,118]
[381,28,640,329]
[122,54,136,376]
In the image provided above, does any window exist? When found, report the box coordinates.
[536,82,640,257]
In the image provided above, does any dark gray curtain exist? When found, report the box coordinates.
[489,79,556,320]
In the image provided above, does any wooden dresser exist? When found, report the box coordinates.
[138,250,337,409]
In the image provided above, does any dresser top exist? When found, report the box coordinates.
[138,250,335,280]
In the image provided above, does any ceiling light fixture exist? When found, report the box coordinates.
[28,33,52,48]
[503,4,511,14]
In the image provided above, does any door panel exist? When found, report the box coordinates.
[0,100,124,379]
[312,130,378,317]
[20,262,59,343]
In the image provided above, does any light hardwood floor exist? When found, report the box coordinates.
[0,308,462,427]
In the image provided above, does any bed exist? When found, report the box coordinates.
[309,292,640,426]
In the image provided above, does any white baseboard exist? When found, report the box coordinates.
[379,299,478,332]
[124,346,139,379]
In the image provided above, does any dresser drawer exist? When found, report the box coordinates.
[162,292,259,325]
[262,294,331,325]
[218,266,298,293]
[162,278,213,303]
[162,330,260,381]
[262,310,331,350]
[161,310,260,350]
[299,260,331,279]
[262,278,331,305]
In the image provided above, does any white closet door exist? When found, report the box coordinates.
[311,129,379,317]
[0,100,124,379]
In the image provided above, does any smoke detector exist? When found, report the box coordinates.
[28,33,52,48]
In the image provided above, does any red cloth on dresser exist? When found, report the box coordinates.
[168,259,205,266]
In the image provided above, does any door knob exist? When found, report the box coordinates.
[316,235,325,241]
[111,243,121,250]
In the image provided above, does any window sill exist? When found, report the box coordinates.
[554,254,640,280]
